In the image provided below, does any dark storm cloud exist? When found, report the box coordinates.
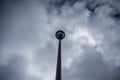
[49,0,80,7]
[50,0,120,19]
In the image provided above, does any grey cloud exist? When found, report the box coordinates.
[0,55,43,80]
[0,0,120,80]
[0,55,27,80]
[63,45,120,80]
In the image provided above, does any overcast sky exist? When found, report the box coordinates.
[0,0,120,80]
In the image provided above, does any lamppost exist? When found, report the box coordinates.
[55,30,65,80]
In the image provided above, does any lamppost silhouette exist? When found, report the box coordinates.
[55,30,65,80]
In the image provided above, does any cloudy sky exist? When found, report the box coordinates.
[0,0,120,80]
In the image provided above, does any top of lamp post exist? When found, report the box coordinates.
[56,30,65,40]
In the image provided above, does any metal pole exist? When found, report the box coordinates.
[55,30,65,80]
[56,40,61,80]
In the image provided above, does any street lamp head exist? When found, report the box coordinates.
[56,30,65,40]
